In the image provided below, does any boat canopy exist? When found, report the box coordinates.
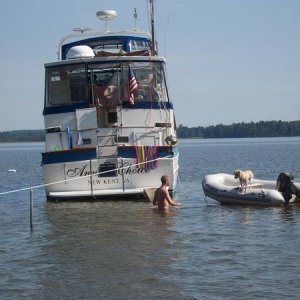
[61,35,152,60]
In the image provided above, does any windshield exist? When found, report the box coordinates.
[46,64,87,107]
[89,63,121,108]
[129,62,168,103]
[45,61,168,109]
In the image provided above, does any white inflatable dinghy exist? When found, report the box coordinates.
[202,173,300,206]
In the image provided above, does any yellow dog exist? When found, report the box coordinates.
[234,169,254,192]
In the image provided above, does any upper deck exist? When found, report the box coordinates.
[53,8,158,62]
[60,33,153,60]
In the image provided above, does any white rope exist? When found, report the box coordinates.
[0,155,173,196]
[177,173,186,195]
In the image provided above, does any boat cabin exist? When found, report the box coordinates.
[44,35,170,117]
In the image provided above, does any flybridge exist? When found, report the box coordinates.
[57,9,154,61]
[61,35,152,60]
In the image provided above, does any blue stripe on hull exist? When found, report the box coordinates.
[42,148,97,165]
[43,103,89,115]
[121,101,173,109]
[41,146,178,165]
[43,101,173,115]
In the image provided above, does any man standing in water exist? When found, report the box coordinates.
[153,175,181,210]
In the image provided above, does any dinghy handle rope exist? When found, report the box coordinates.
[0,155,173,196]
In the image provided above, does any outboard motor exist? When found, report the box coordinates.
[276,172,300,203]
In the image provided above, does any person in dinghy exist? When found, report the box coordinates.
[153,175,181,210]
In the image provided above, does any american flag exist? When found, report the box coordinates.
[128,65,138,105]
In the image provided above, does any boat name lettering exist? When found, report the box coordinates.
[118,162,150,175]
[66,163,150,178]
[66,164,98,177]
[88,178,131,185]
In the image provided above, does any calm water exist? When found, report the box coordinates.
[0,138,300,299]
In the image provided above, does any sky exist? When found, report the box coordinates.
[0,0,299,131]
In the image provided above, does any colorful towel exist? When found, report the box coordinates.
[135,146,158,170]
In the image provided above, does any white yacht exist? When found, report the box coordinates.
[41,2,179,200]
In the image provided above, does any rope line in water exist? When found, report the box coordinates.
[177,174,186,195]
[0,155,173,196]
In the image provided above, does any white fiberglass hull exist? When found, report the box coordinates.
[43,155,179,200]
[202,173,300,206]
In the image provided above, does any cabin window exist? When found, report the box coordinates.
[88,63,121,108]
[115,136,129,143]
[129,39,151,52]
[46,64,87,107]
[87,61,168,105]
[107,112,117,123]
[82,138,92,145]
[124,62,168,103]
[93,40,123,54]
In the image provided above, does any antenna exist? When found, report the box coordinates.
[134,8,138,29]
[96,10,117,32]
[73,27,91,34]
[149,0,157,55]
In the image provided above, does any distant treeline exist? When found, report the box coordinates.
[177,120,300,139]
[0,130,45,142]
[0,120,300,142]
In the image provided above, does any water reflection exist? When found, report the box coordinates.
[240,207,251,225]
[38,201,184,299]
[278,203,300,223]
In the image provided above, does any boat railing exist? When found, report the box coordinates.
[57,30,152,60]
[95,126,164,157]
[97,131,118,157]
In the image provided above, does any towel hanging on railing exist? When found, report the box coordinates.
[135,145,158,170]
[66,127,73,150]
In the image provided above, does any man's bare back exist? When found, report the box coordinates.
[153,176,181,210]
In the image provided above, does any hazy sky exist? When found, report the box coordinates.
[0,0,299,131]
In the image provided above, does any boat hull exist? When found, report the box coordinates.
[202,173,300,206]
[43,154,179,200]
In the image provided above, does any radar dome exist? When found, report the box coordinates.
[96,10,117,21]
[66,45,95,59]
